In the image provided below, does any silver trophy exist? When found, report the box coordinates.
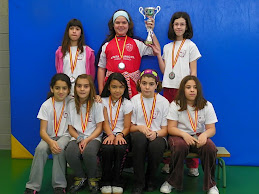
[139,6,161,44]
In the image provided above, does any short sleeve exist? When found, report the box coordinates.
[189,41,201,62]
[94,103,104,124]
[167,101,179,121]
[123,99,133,115]
[98,43,108,68]
[37,102,49,121]
[205,102,218,124]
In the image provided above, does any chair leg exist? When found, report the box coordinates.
[217,157,227,188]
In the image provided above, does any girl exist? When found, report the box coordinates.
[130,69,169,194]
[55,18,95,95]
[24,73,71,194]
[153,12,201,175]
[97,9,160,98]
[160,75,219,194]
[65,74,104,194]
[100,73,132,194]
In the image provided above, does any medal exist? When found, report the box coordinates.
[118,62,125,70]
[169,71,175,79]
[115,35,127,70]
[70,76,75,83]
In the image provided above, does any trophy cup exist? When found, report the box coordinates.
[139,6,161,44]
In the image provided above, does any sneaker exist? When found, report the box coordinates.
[112,186,123,194]
[207,185,219,194]
[54,187,66,194]
[161,164,170,174]
[101,186,112,194]
[131,187,143,194]
[24,188,38,194]
[188,168,199,177]
[88,178,99,194]
[160,181,174,194]
[69,177,87,193]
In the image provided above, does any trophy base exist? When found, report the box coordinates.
[145,40,153,45]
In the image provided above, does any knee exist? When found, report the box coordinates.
[102,144,114,154]
[35,143,48,155]
[131,132,146,148]
[201,140,217,155]
[114,144,127,154]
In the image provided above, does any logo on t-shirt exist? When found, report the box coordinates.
[126,43,133,52]
[78,54,84,60]
[179,50,186,57]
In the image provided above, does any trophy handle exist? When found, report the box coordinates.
[153,6,161,19]
[139,7,146,19]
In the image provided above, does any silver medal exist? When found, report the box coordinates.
[70,76,75,83]
[118,62,125,70]
[169,71,175,79]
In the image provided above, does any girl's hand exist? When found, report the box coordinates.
[94,95,102,103]
[197,133,207,148]
[182,133,198,146]
[139,125,151,135]
[103,134,115,145]
[146,130,156,141]
[114,134,127,145]
[149,43,161,56]
[49,140,61,154]
[145,18,155,30]
[79,138,89,153]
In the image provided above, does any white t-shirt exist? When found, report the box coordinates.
[102,97,132,134]
[63,46,87,94]
[162,39,201,89]
[167,101,218,135]
[131,93,169,133]
[37,97,70,137]
[68,100,104,142]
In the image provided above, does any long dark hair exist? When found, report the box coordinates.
[175,75,207,111]
[61,18,85,57]
[47,73,71,99]
[168,12,193,41]
[101,73,130,100]
[74,74,96,114]
[107,9,134,41]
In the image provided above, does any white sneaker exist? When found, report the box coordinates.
[101,186,112,194]
[188,168,199,177]
[112,186,123,194]
[161,164,170,174]
[207,185,219,194]
[160,181,174,193]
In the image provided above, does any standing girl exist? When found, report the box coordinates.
[160,75,219,194]
[65,74,104,194]
[24,73,71,194]
[97,9,160,98]
[55,18,95,95]
[100,73,132,194]
[153,12,201,175]
[130,69,169,194]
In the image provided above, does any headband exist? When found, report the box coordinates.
[113,10,130,23]
[140,69,159,81]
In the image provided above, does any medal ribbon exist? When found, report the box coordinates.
[69,47,80,73]
[187,109,198,132]
[109,96,122,131]
[172,39,186,68]
[81,101,90,133]
[140,94,157,128]
[115,35,127,61]
[52,97,65,137]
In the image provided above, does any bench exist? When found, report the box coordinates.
[163,147,230,188]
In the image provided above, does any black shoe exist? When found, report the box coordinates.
[131,187,143,194]
[69,177,87,193]
[88,178,99,194]
[24,188,38,194]
[54,187,66,194]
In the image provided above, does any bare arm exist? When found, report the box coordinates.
[40,120,61,154]
[197,123,216,148]
[102,107,115,144]
[168,119,198,146]
[114,112,132,145]
[189,60,197,76]
[97,67,106,94]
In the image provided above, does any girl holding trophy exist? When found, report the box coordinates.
[97,9,160,98]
